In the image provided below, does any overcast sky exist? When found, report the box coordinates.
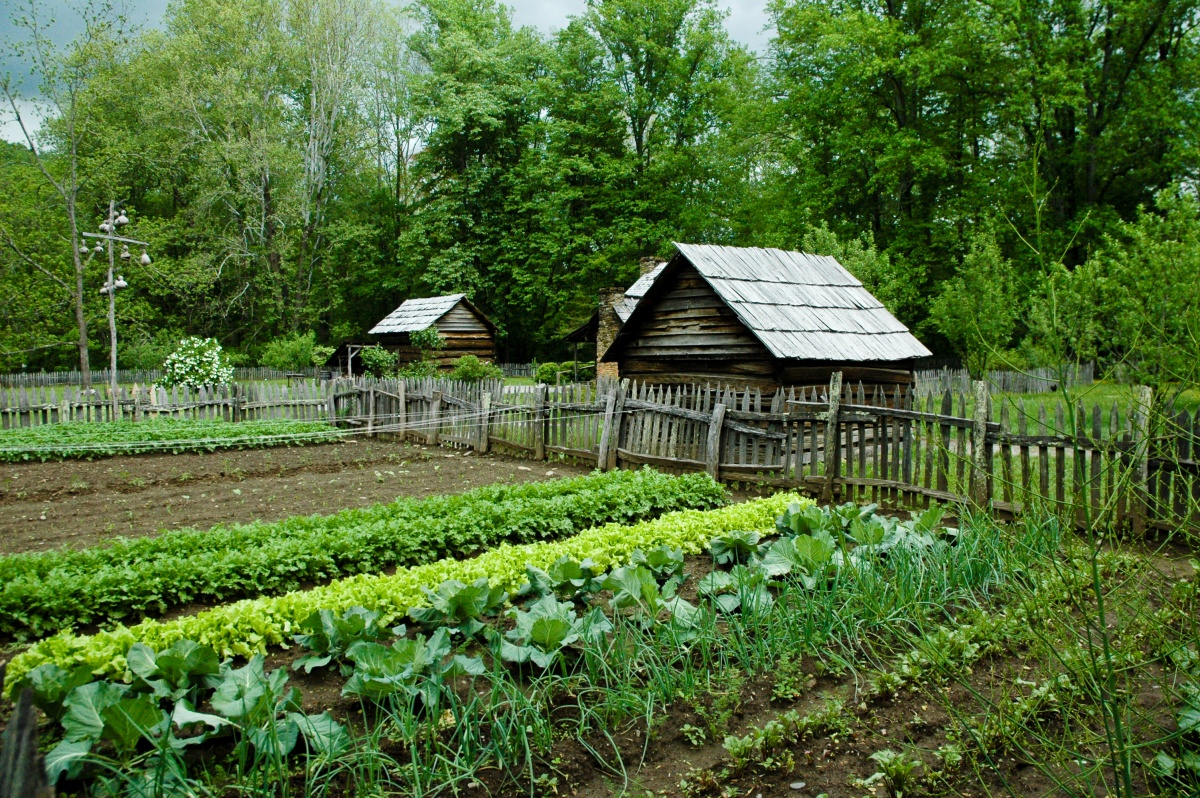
[1,0,774,143]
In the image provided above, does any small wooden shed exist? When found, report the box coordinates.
[368,294,497,370]
[601,243,930,392]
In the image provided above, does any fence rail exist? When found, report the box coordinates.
[497,363,534,378]
[1,371,1193,534]
[0,367,320,388]
[915,363,1094,396]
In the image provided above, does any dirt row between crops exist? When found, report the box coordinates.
[0,440,591,555]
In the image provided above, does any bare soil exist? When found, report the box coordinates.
[0,440,590,555]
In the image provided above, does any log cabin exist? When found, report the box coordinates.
[325,294,496,375]
[598,243,931,394]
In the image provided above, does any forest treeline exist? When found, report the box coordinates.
[1,0,1197,385]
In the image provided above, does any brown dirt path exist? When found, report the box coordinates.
[0,440,590,555]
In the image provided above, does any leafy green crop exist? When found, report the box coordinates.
[520,556,606,604]
[498,596,610,670]
[0,468,726,639]
[291,607,398,674]
[4,494,801,692]
[342,628,484,704]
[709,529,763,565]
[0,418,337,462]
[408,577,508,637]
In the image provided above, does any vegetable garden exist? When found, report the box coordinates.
[1,466,1197,798]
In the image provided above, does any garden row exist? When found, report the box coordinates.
[0,469,726,640]
[0,418,337,462]
[4,493,785,688]
[16,497,1198,796]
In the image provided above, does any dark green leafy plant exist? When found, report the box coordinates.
[698,565,774,614]
[408,577,508,637]
[342,628,484,705]
[498,596,611,669]
[709,529,762,565]
[521,556,606,603]
[126,639,220,703]
[630,545,685,582]
[0,418,334,463]
[12,662,93,721]
[760,531,837,587]
[292,606,398,674]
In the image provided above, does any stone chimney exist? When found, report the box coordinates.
[639,256,664,275]
[595,287,624,380]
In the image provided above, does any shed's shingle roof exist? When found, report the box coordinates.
[369,294,465,335]
[614,264,666,322]
[667,243,931,362]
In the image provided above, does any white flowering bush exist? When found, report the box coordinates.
[158,337,234,389]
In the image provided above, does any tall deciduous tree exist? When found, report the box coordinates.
[1,0,131,383]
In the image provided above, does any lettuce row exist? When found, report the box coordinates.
[4,494,806,694]
[0,468,726,639]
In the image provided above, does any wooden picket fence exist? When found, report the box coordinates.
[0,366,319,388]
[323,373,1196,535]
[915,362,1094,396]
[0,382,335,427]
[1,371,1195,534]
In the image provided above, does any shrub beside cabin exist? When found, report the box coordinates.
[595,243,930,394]
[327,294,497,375]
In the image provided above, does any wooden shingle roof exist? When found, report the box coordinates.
[369,294,495,335]
[625,243,931,362]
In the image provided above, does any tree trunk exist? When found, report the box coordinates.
[68,197,91,387]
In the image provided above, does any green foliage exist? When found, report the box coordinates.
[358,346,398,378]
[448,354,503,382]
[12,663,94,721]
[931,228,1019,377]
[723,699,849,772]
[158,337,234,389]
[410,328,445,354]
[311,345,335,368]
[709,529,762,565]
[520,556,606,604]
[535,362,560,384]
[0,418,334,462]
[4,0,1197,371]
[291,607,397,674]
[125,639,219,703]
[498,596,610,669]
[342,628,484,703]
[868,748,923,796]
[5,492,790,690]
[0,468,725,640]
[408,577,509,637]
[260,331,316,371]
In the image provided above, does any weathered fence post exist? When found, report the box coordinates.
[477,392,491,453]
[705,402,727,480]
[821,372,844,503]
[0,665,52,798]
[1131,384,1154,535]
[396,381,407,440]
[597,390,618,470]
[429,390,443,446]
[970,380,991,507]
[533,384,547,461]
[366,385,376,437]
[132,384,142,423]
[326,384,336,424]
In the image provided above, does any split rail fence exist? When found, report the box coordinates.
[1,374,1195,534]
